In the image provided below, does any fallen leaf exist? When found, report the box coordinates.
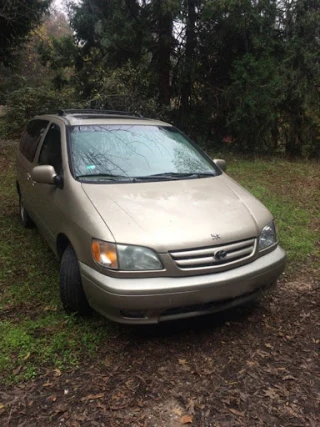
[186,399,196,415]
[180,414,193,424]
[23,352,30,361]
[240,392,248,402]
[264,388,278,399]
[54,368,62,377]
[0,404,5,410]
[112,392,124,401]
[44,305,56,312]
[125,379,135,390]
[228,408,245,417]
[136,400,144,408]
[179,359,188,365]
[13,365,22,375]
[246,360,258,367]
[256,350,269,358]
[80,393,104,402]
[264,343,273,349]
[172,407,183,416]
[284,404,303,419]
[74,414,87,422]
[282,375,296,381]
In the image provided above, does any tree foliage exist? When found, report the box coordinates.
[2,0,319,156]
[0,0,51,65]
[0,7,79,137]
[0,85,77,137]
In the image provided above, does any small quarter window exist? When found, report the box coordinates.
[20,119,49,162]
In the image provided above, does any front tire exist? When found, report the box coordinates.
[60,245,91,315]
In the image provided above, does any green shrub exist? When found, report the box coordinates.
[0,86,81,138]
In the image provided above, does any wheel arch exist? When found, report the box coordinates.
[16,181,21,197]
[56,233,71,260]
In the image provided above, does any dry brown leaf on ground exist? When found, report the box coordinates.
[80,393,104,402]
[186,398,196,414]
[228,408,245,417]
[172,407,183,416]
[13,366,22,375]
[180,414,193,424]
[264,388,279,400]
[282,375,296,381]
[53,368,62,377]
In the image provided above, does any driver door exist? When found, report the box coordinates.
[31,122,65,251]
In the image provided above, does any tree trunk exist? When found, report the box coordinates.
[180,0,197,124]
[157,3,173,106]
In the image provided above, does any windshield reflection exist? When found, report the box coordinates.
[69,125,218,182]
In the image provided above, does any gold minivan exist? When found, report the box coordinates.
[16,110,286,324]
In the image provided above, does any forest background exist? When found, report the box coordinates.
[0,0,319,157]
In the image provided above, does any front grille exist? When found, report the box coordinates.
[170,238,256,272]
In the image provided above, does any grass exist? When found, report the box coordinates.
[227,157,320,274]
[0,145,319,384]
[0,146,116,383]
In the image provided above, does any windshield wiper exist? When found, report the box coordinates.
[77,172,215,182]
[134,172,215,181]
[76,173,133,182]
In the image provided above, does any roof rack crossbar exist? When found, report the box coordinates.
[57,109,143,118]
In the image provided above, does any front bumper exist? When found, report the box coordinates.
[80,246,286,324]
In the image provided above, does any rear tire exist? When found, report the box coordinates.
[19,195,34,228]
[60,245,91,315]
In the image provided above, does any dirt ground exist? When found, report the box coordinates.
[0,274,319,427]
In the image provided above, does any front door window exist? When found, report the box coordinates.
[38,123,62,175]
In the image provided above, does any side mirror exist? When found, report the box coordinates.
[213,158,227,172]
[31,165,57,185]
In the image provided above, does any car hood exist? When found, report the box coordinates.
[82,175,272,251]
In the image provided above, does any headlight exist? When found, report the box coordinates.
[258,221,277,251]
[92,240,163,271]
[117,244,163,271]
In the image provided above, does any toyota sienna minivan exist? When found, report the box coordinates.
[16,109,286,324]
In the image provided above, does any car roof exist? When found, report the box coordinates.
[33,109,171,127]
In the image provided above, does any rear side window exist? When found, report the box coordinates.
[20,120,49,162]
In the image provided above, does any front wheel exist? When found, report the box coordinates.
[60,245,91,315]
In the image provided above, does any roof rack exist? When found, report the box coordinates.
[57,109,144,118]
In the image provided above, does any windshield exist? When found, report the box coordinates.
[68,125,219,182]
